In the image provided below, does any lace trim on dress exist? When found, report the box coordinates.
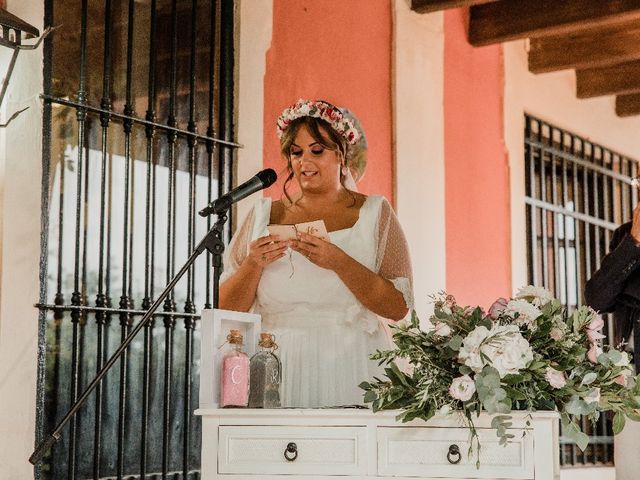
[390,277,414,310]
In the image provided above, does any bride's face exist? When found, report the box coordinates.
[289,125,341,194]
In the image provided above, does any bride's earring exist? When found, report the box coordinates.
[341,164,348,176]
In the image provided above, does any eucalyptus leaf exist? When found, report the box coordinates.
[447,335,463,351]
[613,412,626,435]
[574,431,590,451]
[597,353,612,367]
[565,397,589,415]
[561,417,590,451]
[363,391,377,403]
[581,372,598,386]
[607,350,623,364]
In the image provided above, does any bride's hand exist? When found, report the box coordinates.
[291,232,346,270]
[247,235,289,268]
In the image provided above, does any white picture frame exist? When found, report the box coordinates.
[199,308,261,408]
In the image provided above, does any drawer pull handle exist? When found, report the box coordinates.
[284,442,298,462]
[447,444,461,464]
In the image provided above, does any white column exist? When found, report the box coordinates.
[393,0,446,320]
[0,1,44,478]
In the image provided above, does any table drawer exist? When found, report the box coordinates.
[218,425,367,476]
[378,426,534,479]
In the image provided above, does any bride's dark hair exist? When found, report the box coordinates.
[279,115,354,205]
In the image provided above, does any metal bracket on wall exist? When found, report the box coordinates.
[0,22,58,128]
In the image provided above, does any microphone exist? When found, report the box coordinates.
[198,168,277,216]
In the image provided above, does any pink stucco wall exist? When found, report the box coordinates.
[444,9,511,307]
[262,0,394,203]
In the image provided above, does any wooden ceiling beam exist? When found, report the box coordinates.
[469,0,640,47]
[576,60,640,98]
[529,21,640,74]
[409,0,495,14]
[615,94,640,117]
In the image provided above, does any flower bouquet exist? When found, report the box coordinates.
[360,286,640,457]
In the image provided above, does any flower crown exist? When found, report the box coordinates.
[276,99,360,145]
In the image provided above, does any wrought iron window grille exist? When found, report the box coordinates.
[525,114,638,466]
[35,1,237,478]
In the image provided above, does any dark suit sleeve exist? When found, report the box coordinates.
[584,223,640,312]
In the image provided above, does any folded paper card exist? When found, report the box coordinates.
[267,220,330,241]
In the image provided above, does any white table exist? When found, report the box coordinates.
[195,408,559,480]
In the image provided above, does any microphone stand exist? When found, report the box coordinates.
[29,210,229,465]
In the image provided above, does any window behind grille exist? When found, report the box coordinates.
[35,1,238,478]
[524,114,638,466]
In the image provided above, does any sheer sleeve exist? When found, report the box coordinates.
[375,197,414,310]
[220,206,256,284]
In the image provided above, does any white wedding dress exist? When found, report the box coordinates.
[222,195,413,408]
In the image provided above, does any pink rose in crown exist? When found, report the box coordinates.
[488,297,509,320]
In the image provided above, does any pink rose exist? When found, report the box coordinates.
[587,328,606,342]
[615,368,633,387]
[550,327,564,341]
[587,344,603,364]
[488,297,508,320]
[587,316,605,332]
[545,366,566,389]
[444,294,457,309]
[448,375,476,402]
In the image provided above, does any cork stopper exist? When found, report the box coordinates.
[258,332,278,350]
[227,329,243,345]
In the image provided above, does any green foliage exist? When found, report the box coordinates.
[360,288,640,466]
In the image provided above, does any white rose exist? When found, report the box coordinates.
[489,326,534,377]
[503,299,542,330]
[448,375,476,401]
[545,366,566,389]
[550,327,564,341]
[515,285,555,306]
[419,318,436,333]
[459,325,533,378]
[584,388,601,405]
[434,321,452,337]
[458,326,491,373]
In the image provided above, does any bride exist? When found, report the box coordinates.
[219,99,413,407]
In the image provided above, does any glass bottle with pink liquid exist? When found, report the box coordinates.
[220,329,249,407]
